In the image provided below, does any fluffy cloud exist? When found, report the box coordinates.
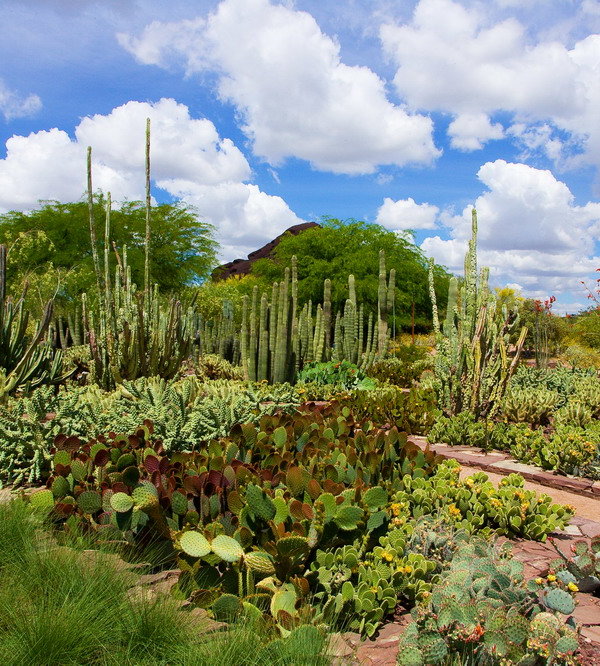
[118,0,440,174]
[421,160,600,304]
[0,98,303,260]
[75,98,250,188]
[381,0,600,164]
[448,113,504,151]
[375,197,439,230]
[0,79,41,121]
[174,182,303,261]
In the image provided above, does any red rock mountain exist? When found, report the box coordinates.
[213,222,319,280]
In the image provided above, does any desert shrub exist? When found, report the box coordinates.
[367,347,432,387]
[572,309,600,350]
[559,342,600,370]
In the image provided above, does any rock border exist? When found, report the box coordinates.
[409,436,600,499]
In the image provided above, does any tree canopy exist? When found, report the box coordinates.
[250,217,451,331]
[0,195,217,311]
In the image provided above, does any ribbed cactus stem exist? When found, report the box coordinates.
[273,269,290,383]
[248,285,258,381]
[357,304,364,364]
[444,277,458,335]
[269,282,278,380]
[86,147,103,299]
[258,293,269,381]
[348,274,356,308]
[144,117,151,298]
[291,255,299,371]
[240,294,249,381]
[344,299,358,364]
[103,193,113,325]
[305,300,314,361]
[377,250,389,354]
[323,278,332,357]
[332,312,342,362]
[428,258,440,336]
[313,304,325,362]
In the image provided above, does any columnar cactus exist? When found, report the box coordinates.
[84,129,197,390]
[429,209,527,418]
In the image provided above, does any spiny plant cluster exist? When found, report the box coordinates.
[429,366,600,479]
[24,401,574,639]
[0,375,438,488]
[397,539,580,666]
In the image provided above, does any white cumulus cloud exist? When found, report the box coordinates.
[118,0,440,175]
[376,197,439,230]
[448,113,504,151]
[0,79,42,121]
[381,0,600,166]
[421,160,600,302]
[0,98,303,261]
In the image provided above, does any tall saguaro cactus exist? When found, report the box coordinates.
[429,209,527,418]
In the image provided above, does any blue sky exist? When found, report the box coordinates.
[0,0,599,312]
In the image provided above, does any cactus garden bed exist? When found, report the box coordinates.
[2,396,590,665]
[0,134,598,663]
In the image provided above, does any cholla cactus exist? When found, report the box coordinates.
[429,209,527,418]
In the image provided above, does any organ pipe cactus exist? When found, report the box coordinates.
[429,209,527,418]
[84,124,197,390]
[240,254,394,383]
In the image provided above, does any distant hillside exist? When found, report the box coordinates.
[213,222,319,280]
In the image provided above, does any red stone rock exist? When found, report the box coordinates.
[573,597,600,626]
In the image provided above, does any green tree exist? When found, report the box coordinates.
[0,195,217,312]
[251,217,450,332]
[571,308,600,350]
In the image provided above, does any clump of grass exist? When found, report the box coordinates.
[173,620,330,666]
[0,499,333,666]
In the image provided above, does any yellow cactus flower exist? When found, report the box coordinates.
[568,582,579,592]
[447,504,461,517]
[547,574,556,582]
